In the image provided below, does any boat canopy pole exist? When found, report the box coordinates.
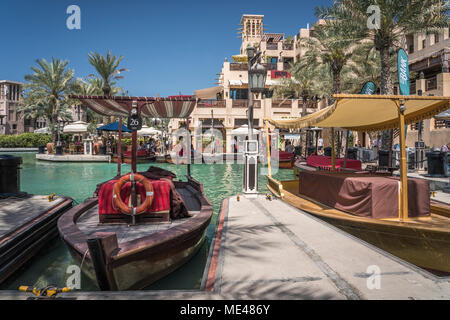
[396,99,409,220]
[186,117,191,178]
[331,127,336,171]
[343,130,349,169]
[265,121,272,177]
[117,116,122,176]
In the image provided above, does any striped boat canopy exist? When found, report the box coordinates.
[69,95,197,119]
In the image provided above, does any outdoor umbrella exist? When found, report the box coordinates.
[137,125,161,136]
[34,127,50,134]
[97,122,132,133]
[63,121,88,133]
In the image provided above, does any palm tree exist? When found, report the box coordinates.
[297,20,355,95]
[316,0,449,150]
[87,51,128,123]
[87,51,128,96]
[20,58,75,142]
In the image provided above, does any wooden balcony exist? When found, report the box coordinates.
[232,99,261,108]
[230,63,247,71]
[197,100,226,108]
[272,99,292,108]
[266,43,278,50]
[282,43,293,50]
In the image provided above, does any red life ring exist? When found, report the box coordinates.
[113,173,154,215]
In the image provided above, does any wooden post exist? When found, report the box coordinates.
[397,101,408,220]
[117,117,122,176]
[186,117,191,177]
[331,127,336,171]
[86,232,118,291]
[343,130,350,169]
[265,121,271,177]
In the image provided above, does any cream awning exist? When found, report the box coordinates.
[265,105,335,129]
[266,94,450,131]
[194,86,223,100]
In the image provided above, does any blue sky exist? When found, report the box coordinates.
[0,0,332,96]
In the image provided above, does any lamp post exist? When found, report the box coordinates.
[243,45,267,197]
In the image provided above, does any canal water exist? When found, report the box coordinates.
[0,152,295,291]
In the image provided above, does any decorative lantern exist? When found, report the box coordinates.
[248,63,267,93]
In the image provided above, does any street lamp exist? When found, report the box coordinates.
[243,45,267,197]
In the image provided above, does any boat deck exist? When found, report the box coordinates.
[76,185,202,244]
[0,194,73,285]
[77,206,201,243]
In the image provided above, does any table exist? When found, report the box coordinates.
[306,155,362,170]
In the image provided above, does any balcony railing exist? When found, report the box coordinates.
[230,63,247,71]
[197,100,226,108]
[232,99,261,108]
[426,76,437,91]
[282,43,293,50]
[266,43,278,50]
[272,99,292,108]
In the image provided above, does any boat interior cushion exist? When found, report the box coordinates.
[306,155,362,171]
[298,170,430,219]
[279,151,294,161]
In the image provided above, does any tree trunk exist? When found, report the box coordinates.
[378,42,394,152]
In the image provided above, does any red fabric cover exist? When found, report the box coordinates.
[307,155,362,170]
[124,150,147,157]
[98,179,171,215]
[279,150,294,161]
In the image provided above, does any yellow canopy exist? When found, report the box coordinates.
[266,94,450,131]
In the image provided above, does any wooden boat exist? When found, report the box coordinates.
[58,171,213,290]
[63,95,210,290]
[267,175,450,274]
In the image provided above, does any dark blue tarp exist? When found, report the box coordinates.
[97,122,132,132]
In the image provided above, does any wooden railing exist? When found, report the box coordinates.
[230,63,247,71]
[232,99,261,108]
[282,43,293,50]
[197,100,226,108]
[266,43,278,50]
[426,76,437,91]
[272,99,292,108]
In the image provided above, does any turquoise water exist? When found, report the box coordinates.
[0,152,294,290]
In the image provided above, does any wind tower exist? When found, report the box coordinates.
[238,14,265,55]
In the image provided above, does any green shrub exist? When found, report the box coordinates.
[0,133,52,148]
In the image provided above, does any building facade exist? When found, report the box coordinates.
[170,14,324,152]
[402,28,450,149]
[0,80,39,135]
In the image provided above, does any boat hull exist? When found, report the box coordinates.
[58,178,213,290]
[267,177,450,274]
